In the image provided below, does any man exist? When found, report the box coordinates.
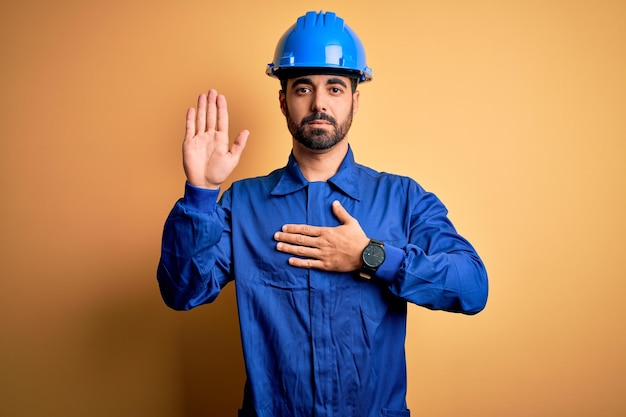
[158,10,488,417]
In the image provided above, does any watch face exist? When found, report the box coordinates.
[363,243,385,268]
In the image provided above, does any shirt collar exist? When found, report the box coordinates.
[271,145,361,201]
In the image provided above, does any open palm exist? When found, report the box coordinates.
[183,89,249,189]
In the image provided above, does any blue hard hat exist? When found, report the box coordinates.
[266,11,373,83]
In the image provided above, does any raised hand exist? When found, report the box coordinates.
[274,200,370,272]
[183,89,249,189]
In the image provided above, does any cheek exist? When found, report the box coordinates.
[286,101,308,121]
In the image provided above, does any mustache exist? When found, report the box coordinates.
[301,112,336,126]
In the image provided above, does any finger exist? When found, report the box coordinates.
[185,107,196,141]
[274,231,316,247]
[196,93,207,134]
[206,89,218,131]
[281,224,322,237]
[216,93,229,133]
[331,200,353,224]
[230,130,250,159]
[276,242,317,257]
[288,257,320,269]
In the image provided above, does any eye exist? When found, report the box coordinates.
[295,87,312,95]
[329,86,344,95]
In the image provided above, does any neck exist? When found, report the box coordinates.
[292,140,349,182]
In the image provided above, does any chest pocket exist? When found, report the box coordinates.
[251,258,309,290]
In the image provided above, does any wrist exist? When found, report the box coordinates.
[184,182,220,211]
[359,238,386,280]
[187,180,221,190]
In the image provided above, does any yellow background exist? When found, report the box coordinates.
[1,0,625,416]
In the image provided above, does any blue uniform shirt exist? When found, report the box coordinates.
[157,147,488,417]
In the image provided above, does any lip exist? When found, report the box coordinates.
[307,120,331,126]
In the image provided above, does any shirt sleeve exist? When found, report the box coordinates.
[156,182,233,311]
[374,182,489,314]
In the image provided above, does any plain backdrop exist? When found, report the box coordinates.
[1,0,625,416]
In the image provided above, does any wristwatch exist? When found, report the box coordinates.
[359,239,386,279]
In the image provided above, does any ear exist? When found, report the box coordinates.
[352,90,360,115]
[279,89,287,116]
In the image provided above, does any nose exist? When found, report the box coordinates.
[311,91,327,113]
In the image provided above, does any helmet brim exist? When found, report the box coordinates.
[268,66,372,83]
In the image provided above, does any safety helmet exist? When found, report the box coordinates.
[266,11,373,83]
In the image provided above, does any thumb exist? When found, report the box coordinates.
[231,129,250,157]
[332,200,353,224]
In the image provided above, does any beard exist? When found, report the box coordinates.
[286,105,354,151]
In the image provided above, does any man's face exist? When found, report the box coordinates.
[280,74,360,151]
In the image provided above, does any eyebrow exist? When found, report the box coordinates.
[291,77,348,89]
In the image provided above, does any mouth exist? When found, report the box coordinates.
[302,113,336,127]
[307,120,331,127]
